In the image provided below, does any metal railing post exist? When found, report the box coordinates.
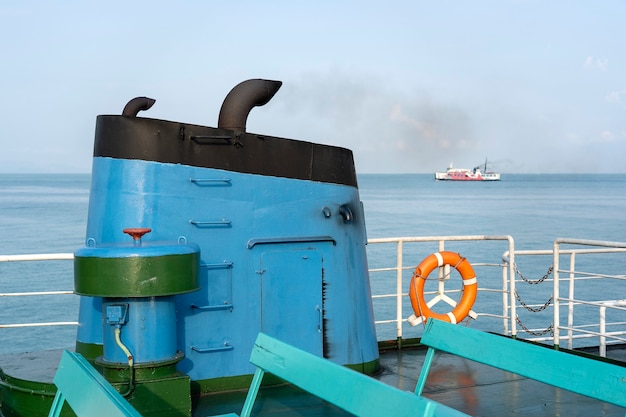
[553,241,560,348]
[507,237,516,338]
[396,240,403,342]
[599,304,607,357]
[567,253,576,349]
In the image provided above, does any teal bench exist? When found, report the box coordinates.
[416,319,626,410]
[48,336,467,417]
[49,350,142,417]
[216,332,469,417]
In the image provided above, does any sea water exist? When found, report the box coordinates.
[0,174,89,354]
[1,173,625,352]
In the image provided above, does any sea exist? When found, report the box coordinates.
[1,173,626,353]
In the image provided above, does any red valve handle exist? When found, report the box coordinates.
[123,228,152,241]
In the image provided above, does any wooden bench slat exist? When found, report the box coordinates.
[420,319,626,408]
[50,350,142,417]
[249,332,469,417]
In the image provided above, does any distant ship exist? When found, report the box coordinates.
[435,159,501,181]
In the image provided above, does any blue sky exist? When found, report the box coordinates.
[1,1,625,173]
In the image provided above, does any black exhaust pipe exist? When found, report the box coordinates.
[218,79,282,134]
[122,97,156,117]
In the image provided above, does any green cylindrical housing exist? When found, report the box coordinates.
[74,241,200,297]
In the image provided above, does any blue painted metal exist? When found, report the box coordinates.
[189,219,232,227]
[78,157,379,384]
[191,303,233,311]
[191,344,234,353]
[189,178,232,185]
[217,332,470,417]
[246,236,336,248]
[76,295,103,347]
[49,350,142,417]
[105,303,128,326]
[419,319,626,409]
[103,297,177,364]
[260,250,323,355]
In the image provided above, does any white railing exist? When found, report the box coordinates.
[2,238,626,357]
[0,253,74,262]
[552,238,626,354]
[0,253,77,330]
[503,244,626,352]
[370,236,626,357]
[367,235,515,341]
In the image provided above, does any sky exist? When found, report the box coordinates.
[1,1,625,174]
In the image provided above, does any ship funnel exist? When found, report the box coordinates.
[218,79,282,134]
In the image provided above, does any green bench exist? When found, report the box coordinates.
[48,350,142,417]
[416,319,626,410]
[216,332,469,417]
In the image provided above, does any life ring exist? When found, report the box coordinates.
[409,251,477,324]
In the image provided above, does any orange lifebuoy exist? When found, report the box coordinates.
[409,251,477,324]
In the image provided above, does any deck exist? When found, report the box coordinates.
[1,342,625,416]
[194,344,626,417]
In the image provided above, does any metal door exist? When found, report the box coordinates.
[259,249,323,355]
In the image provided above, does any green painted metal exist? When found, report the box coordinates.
[343,357,380,375]
[117,374,191,417]
[419,319,626,409]
[218,332,469,417]
[378,336,423,351]
[49,350,142,417]
[74,341,103,363]
[0,373,60,417]
[74,253,199,297]
[192,374,257,394]
[98,352,183,383]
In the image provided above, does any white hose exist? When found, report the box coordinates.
[114,326,134,395]
[114,327,134,367]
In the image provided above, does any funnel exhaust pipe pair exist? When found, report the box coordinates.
[121,79,282,135]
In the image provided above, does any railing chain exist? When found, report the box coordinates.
[514,289,553,312]
[514,263,553,284]
[515,315,554,336]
